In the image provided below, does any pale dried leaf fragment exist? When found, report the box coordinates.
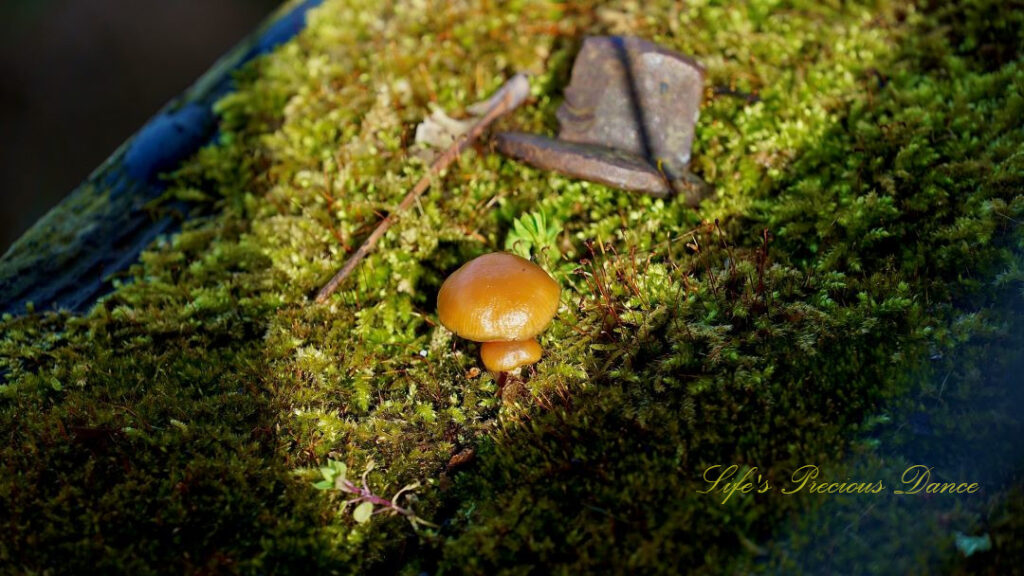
[413,82,517,161]
[414,106,475,156]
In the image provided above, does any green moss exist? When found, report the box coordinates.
[1,0,1022,573]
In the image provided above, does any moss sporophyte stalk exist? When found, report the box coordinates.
[0,0,1021,574]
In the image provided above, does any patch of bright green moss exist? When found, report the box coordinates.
[1,0,1022,573]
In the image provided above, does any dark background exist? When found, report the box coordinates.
[0,0,281,253]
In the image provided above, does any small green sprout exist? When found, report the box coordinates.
[505,210,563,265]
[313,459,437,530]
[954,532,992,558]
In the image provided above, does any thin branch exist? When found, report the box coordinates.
[314,74,531,304]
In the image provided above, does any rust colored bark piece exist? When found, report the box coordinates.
[557,36,704,182]
[496,132,672,197]
[495,36,708,204]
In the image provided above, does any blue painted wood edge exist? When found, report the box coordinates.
[124,0,325,184]
[0,0,324,316]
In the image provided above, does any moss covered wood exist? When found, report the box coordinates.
[0,0,1021,574]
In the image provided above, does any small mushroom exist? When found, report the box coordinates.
[437,252,560,387]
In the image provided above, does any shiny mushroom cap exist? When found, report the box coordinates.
[437,252,560,342]
[480,339,542,373]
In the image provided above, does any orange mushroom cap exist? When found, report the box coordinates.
[437,252,560,342]
[480,339,543,373]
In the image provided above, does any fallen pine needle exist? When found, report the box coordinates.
[314,73,530,304]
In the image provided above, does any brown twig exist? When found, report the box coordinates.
[314,74,531,304]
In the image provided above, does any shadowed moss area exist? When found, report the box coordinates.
[1,0,1022,574]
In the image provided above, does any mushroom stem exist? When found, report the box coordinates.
[480,339,543,374]
[496,371,508,391]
